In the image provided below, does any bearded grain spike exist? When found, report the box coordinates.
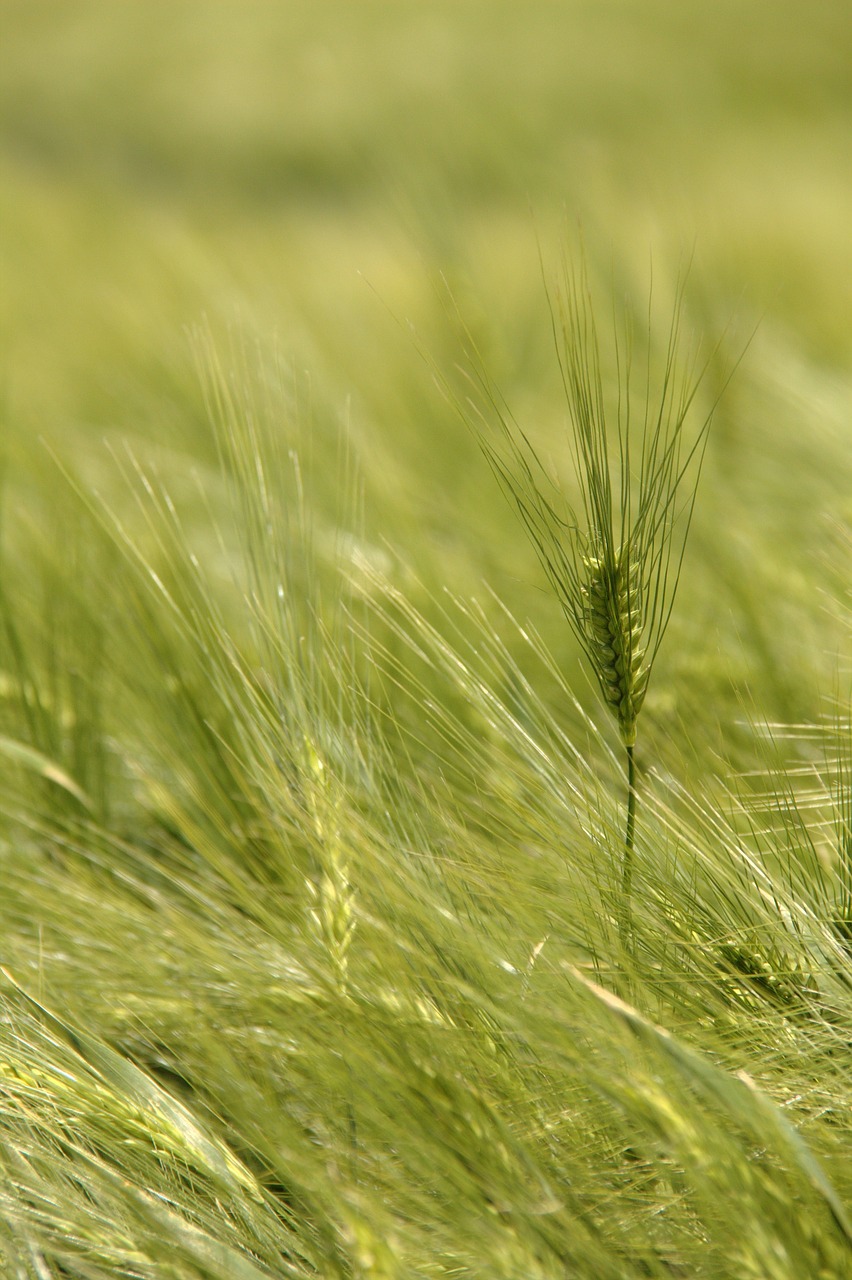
[582,546,646,746]
[471,259,721,954]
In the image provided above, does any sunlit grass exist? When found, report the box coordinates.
[1,1,850,1275]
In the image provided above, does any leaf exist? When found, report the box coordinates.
[0,734,92,809]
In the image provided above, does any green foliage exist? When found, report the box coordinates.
[1,2,851,1277]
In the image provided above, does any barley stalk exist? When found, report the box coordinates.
[460,254,733,955]
[582,542,647,948]
[305,741,355,997]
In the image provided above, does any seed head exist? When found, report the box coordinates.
[582,545,648,746]
[463,254,724,748]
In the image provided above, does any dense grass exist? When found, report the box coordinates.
[1,2,851,1276]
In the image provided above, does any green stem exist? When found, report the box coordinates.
[620,743,636,950]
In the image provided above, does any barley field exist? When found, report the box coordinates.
[1,3,851,1276]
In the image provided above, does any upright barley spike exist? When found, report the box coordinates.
[582,543,647,748]
[581,541,648,946]
[469,253,725,955]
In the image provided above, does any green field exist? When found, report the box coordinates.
[1,3,851,1276]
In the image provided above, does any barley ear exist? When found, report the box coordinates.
[458,255,732,960]
[582,544,648,748]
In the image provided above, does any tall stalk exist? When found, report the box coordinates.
[621,743,637,947]
[466,256,723,952]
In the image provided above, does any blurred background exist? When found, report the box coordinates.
[1,0,850,730]
[3,2,848,409]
